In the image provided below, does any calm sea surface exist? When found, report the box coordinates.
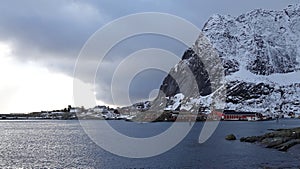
[0,119,300,169]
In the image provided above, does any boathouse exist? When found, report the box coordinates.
[221,110,262,121]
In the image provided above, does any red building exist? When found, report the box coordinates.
[214,110,262,121]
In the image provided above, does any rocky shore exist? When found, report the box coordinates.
[240,127,300,151]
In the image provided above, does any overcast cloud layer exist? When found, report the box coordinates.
[0,0,298,111]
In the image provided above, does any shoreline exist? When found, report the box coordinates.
[240,127,300,151]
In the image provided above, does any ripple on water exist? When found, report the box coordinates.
[0,120,300,169]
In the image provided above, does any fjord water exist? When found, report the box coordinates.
[0,120,300,169]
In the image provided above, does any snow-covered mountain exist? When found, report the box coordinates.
[157,4,300,115]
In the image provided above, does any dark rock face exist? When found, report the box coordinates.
[160,48,212,97]
[226,82,275,101]
[150,34,225,113]
[240,127,300,151]
[222,59,239,76]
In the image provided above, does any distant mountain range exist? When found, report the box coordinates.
[155,4,300,115]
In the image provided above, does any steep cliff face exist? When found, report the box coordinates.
[203,4,300,75]
[159,4,300,115]
[160,48,212,97]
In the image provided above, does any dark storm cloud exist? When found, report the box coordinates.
[94,34,187,105]
[0,0,298,106]
[0,1,96,51]
[0,0,107,74]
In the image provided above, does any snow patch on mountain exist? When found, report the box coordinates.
[227,67,300,86]
[164,93,184,111]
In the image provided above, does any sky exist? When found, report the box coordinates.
[0,0,298,113]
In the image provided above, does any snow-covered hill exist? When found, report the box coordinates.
[157,4,300,116]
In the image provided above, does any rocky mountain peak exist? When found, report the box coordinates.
[157,4,300,115]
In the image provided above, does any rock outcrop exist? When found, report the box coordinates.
[240,127,300,151]
[225,134,237,141]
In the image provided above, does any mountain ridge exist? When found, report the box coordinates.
[157,4,300,115]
